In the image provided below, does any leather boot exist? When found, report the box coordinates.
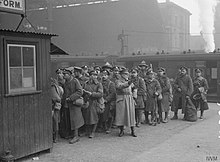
[163,112,168,123]
[171,112,178,120]
[53,131,57,143]
[131,127,137,137]
[89,124,97,138]
[144,111,149,124]
[106,118,113,134]
[69,129,80,144]
[118,126,124,137]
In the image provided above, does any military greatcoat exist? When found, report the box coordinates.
[83,79,103,125]
[63,77,84,130]
[114,78,136,127]
[172,73,193,114]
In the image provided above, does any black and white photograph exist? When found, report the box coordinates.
[0,0,220,161]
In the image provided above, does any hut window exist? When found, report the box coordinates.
[7,44,36,94]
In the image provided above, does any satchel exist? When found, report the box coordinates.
[73,97,84,107]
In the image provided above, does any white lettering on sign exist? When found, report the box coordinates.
[0,0,24,12]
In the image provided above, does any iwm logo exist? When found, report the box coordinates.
[0,0,23,10]
[206,156,218,161]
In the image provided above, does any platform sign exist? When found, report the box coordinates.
[0,0,25,15]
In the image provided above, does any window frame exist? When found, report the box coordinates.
[7,44,37,94]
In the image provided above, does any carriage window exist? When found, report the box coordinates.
[7,44,36,94]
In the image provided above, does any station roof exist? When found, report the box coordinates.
[0,29,57,36]
[27,0,117,11]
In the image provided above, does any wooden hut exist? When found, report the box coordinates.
[0,29,56,160]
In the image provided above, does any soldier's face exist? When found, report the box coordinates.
[157,71,163,76]
[74,71,80,77]
[148,73,154,79]
[122,73,129,80]
[91,74,98,80]
[102,74,108,80]
[63,73,71,80]
[180,69,186,75]
[196,72,201,77]
[131,72,137,77]
[57,72,64,79]
[139,66,145,70]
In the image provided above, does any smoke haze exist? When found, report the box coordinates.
[197,0,218,52]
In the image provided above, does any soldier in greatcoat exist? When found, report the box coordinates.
[130,68,146,127]
[62,68,84,144]
[83,70,104,138]
[110,66,121,83]
[73,66,88,136]
[115,69,137,137]
[51,76,64,143]
[138,60,148,79]
[171,66,193,120]
[157,67,172,123]
[101,70,116,133]
[81,65,90,82]
[94,65,102,82]
[191,68,209,119]
[102,62,113,72]
[55,68,65,86]
[144,69,162,126]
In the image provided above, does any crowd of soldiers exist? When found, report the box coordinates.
[51,60,209,144]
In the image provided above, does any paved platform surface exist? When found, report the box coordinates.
[21,103,220,162]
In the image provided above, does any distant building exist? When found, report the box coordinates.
[158,0,191,52]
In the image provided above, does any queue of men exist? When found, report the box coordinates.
[51,61,209,144]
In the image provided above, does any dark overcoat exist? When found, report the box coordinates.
[131,76,146,109]
[83,79,103,125]
[144,78,162,112]
[172,74,193,114]
[63,77,84,130]
[102,79,116,121]
[191,76,209,110]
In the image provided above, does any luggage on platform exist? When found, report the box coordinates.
[184,98,197,122]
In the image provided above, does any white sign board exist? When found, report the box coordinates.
[0,0,25,14]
